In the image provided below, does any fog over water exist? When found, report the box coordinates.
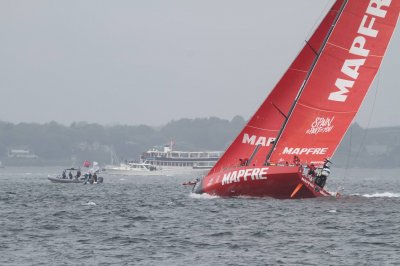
[0,0,399,127]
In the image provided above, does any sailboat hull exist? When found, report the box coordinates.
[193,166,331,199]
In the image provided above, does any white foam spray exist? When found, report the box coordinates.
[189,192,220,200]
[362,192,400,198]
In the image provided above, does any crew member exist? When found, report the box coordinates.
[239,158,248,166]
[308,163,316,177]
[293,155,300,166]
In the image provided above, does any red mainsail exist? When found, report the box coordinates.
[269,0,400,165]
[208,0,346,174]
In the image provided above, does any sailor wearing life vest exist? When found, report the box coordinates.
[314,158,331,188]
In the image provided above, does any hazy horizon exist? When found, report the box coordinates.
[1,0,399,128]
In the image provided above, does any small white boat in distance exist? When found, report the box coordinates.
[104,161,162,176]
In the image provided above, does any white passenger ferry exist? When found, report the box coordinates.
[141,145,223,171]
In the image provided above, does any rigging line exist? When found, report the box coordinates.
[351,71,381,168]
[341,125,353,193]
[305,40,318,56]
[304,0,336,42]
[270,102,287,119]
[290,0,335,68]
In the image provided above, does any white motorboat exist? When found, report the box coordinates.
[103,161,162,176]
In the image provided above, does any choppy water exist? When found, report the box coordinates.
[1,167,400,265]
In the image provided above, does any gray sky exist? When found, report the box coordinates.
[1,0,399,127]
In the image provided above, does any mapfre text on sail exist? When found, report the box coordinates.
[329,0,392,102]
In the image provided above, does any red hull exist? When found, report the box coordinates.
[193,165,331,199]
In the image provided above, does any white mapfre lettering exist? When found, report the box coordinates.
[221,167,268,185]
[242,133,275,147]
[283,147,328,155]
[328,0,391,102]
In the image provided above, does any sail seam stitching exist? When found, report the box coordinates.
[289,68,308,73]
[297,102,356,114]
[247,125,279,132]
[327,42,384,57]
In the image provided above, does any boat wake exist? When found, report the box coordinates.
[361,192,400,198]
[83,201,97,206]
[189,192,220,200]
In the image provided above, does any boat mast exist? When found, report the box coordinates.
[265,0,348,164]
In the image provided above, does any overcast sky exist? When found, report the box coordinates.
[1,0,399,127]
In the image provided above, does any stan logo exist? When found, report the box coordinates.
[306,116,335,135]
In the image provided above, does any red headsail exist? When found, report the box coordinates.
[208,0,346,174]
[269,0,400,165]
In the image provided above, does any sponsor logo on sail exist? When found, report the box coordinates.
[221,167,268,185]
[283,147,328,155]
[329,0,392,102]
[242,133,275,146]
[306,116,335,135]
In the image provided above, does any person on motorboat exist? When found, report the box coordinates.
[62,170,66,179]
[76,170,81,179]
[68,171,73,179]
[93,172,97,183]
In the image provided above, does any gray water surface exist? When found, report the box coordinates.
[1,167,399,265]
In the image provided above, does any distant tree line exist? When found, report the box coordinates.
[0,116,245,166]
[0,117,399,168]
[333,123,400,168]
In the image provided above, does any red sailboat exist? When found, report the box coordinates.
[192,0,400,199]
